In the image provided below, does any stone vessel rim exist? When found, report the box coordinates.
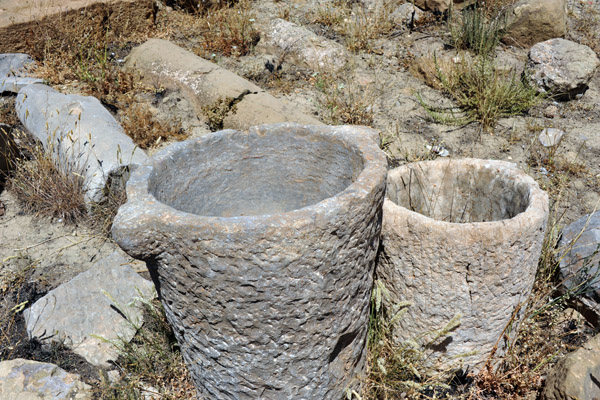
[121,123,387,226]
[384,158,549,229]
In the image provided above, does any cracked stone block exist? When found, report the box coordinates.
[256,18,349,71]
[23,251,156,367]
[378,158,548,372]
[112,123,387,399]
[124,39,321,131]
[0,358,91,400]
[15,84,147,203]
[0,53,43,93]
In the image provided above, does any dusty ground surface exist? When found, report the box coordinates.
[1,0,599,398]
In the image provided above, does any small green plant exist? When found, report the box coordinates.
[449,2,506,57]
[201,95,242,131]
[314,72,375,125]
[419,55,542,131]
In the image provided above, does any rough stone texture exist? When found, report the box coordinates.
[557,212,600,327]
[527,38,600,100]
[125,39,322,130]
[503,0,567,47]
[112,123,387,399]
[24,251,156,367]
[413,0,451,13]
[257,18,349,71]
[0,53,43,93]
[0,358,91,400]
[543,333,600,400]
[379,158,548,372]
[0,0,154,54]
[15,84,147,203]
[391,3,426,27]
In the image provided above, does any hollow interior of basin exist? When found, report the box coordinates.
[148,129,364,217]
[387,161,531,223]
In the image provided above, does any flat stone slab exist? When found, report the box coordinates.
[0,358,91,400]
[16,84,147,203]
[257,18,349,71]
[24,251,156,367]
[558,212,600,327]
[0,53,43,93]
[125,39,322,131]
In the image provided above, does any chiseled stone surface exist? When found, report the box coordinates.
[113,123,387,399]
[15,84,147,203]
[503,0,567,47]
[0,53,43,93]
[125,39,322,131]
[0,358,91,400]
[558,212,600,327]
[543,333,600,400]
[527,38,600,100]
[379,158,548,372]
[257,18,349,71]
[23,251,156,367]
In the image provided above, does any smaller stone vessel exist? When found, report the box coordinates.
[378,158,548,372]
[112,123,387,399]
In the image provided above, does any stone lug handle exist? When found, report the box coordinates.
[111,122,388,399]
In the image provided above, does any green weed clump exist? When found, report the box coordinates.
[449,2,506,57]
[419,55,542,131]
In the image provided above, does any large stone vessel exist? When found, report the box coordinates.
[112,123,387,399]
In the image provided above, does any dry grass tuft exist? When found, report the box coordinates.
[119,104,187,149]
[313,71,375,125]
[192,0,259,58]
[97,298,196,399]
[5,130,87,224]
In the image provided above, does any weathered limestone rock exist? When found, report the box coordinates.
[0,54,43,93]
[0,0,154,53]
[15,84,147,203]
[527,38,600,100]
[543,333,600,400]
[413,0,451,13]
[112,123,387,399]
[379,158,548,372]
[503,0,567,47]
[125,39,322,131]
[0,358,91,400]
[392,3,426,28]
[257,18,349,71]
[557,212,600,327]
[24,251,156,367]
